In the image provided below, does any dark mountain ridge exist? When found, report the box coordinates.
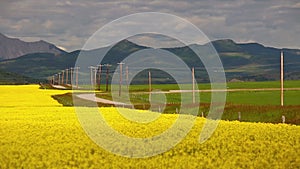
[0,35,300,84]
[0,33,66,60]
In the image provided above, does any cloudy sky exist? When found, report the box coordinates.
[1,0,300,51]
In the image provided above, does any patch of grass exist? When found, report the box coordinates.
[52,93,300,125]
[122,90,300,106]
[227,80,300,89]
[51,80,300,125]
[220,104,300,124]
[226,90,300,105]
[117,80,300,92]
[52,92,114,107]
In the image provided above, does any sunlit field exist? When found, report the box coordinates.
[0,85,300,168]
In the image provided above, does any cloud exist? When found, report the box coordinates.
[0,0,299,51]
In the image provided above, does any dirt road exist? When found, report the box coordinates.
[76,93,129,106]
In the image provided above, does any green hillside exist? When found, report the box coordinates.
[0,39,300,84]
[0,69,39,84]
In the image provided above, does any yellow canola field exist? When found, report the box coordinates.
[0,85,299,168]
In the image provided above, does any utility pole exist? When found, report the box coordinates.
[52,75,54,85]
[97,65,103,91]
[94,67,97,88]
[58,73,61,85]
[75,67,80,89]
[118,62,124,96]
[149,71,152,101]
[61,70,64,85]
[192,67,195,103]
[126,66,129,89]
[281,50,284,106]
[89,66,95,87]
[65,69,68,85]
[70,67,74,86]
[105,64,111,92]
[54,74,58,85]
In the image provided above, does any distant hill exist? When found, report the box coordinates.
[0,33,66,60]
[212,39,300,81]
[164,39,300,81]
[0,38,300,84]
[0,69,39,84]
[0,52,79,80]
[0,40,147,81]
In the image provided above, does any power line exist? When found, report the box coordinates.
[126,62,300,70]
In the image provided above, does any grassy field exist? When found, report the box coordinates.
[123,90,299,106]
[125,80,300,91]
[0,85,299,168]
[52,89,300,124]
[49,80,300,124]
[226,90,300,105]
[92,91,300,124]
[49,80,300,92]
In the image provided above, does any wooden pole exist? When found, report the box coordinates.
[192,67,195,103]
[70,67,73,86]
[126,66,129,89]
[56,74,59,85]
[75,67,79,89]
[119,63,122,96]
[282,115,285,123]
[65,69,68,85]
[97,65,102,91]
[89,66,94,87]
[149,71,152,101]
[105,64,111,92]
[118,62,124,96]
[61,70,64,85]
[54,74,57,85]
[58,73,61,85]
[106,65,109,92]
[281,50,284,106]
[94,67,97,87]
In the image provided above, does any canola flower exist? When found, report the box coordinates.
[0,85,299,168]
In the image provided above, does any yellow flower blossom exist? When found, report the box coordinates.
[0,85,299,168]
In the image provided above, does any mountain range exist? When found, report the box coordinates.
[0,33,65,60]
[0,33,299,84]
